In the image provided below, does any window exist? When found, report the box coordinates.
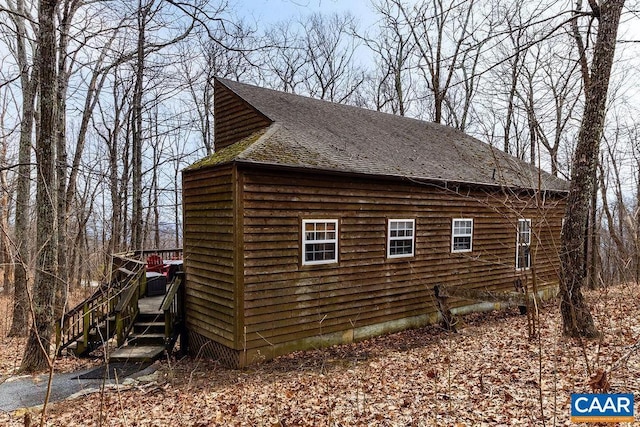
[451,218,473,253]
[516,218,531,270]
[302,219,338,265]
[387,219,415,258]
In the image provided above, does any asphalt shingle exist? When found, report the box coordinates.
[203,78,568,192]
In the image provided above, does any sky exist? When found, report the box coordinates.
[232,0,378,28]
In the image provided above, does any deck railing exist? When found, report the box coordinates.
[135,248,183,261]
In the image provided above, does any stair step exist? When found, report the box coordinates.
[137,312,163,323]
[128,333,165,346]
[134,321,164,334]
[109,345,165,363]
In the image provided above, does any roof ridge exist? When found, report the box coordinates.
[237,123,282,159]
[216,77,460,129]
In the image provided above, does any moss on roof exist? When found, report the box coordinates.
[186,129,267,170]
[191,78,568,192]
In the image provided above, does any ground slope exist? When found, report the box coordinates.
[1,283,639,426]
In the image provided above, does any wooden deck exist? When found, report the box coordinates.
[138,295,164,315]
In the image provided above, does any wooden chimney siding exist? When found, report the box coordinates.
[238,167,564,363]
[213,80,272,151]
[182,164,238,349]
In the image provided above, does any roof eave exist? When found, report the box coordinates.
[234,159,569,195]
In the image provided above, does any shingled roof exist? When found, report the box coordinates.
[190,78,568,192]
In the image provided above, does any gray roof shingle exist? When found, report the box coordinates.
[201,78,568,192]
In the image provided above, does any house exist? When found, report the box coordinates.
[182,78,568,368]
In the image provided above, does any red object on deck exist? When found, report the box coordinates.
[146,254,166,274]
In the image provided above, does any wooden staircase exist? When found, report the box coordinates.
[56,250,185,364]
[109,304,166,362]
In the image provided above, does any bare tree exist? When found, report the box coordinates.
[180,23,254,155]
[261,12,365,104]
[93,63,132,258]
[2,0,38,337]
[21,0,58,372]
[393,0,484,126]
[361,0,414,115]
[302,12,365,103]
[262,19,307,94]
[559,0,625,338]
[129,0,197,250]
[530,45,582,177]
[0,79,17,292]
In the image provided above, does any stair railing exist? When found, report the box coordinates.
[55,253,146,356]
[55,281,117,355]
[113,262,146,347]
[160,271,185,351]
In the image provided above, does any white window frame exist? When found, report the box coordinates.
[387,219,415,258]
[451,218,473,253]
[516,218,532,270]
[302,219,338,266]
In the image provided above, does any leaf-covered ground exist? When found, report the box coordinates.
[1,283,639,426]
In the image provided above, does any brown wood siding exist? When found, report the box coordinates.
[214,80,272,151]
[239,169,565,352]
[183,165,237,348]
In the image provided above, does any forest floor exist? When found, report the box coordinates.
[1,283,639,426]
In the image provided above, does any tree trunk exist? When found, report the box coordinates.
[0,106,11,292]
[636,163,640,285]
[131,0,149,251]
[21,0,59,372]
[587,160,599,289]
[559,0,625,338]
[55,0,73,320]
[9,0,37,337]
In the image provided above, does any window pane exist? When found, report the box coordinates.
[390,239,413,255]
[517,245,531,269]
[305,243,336,262]
[519,220,531,245]
[453,236,471,251]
